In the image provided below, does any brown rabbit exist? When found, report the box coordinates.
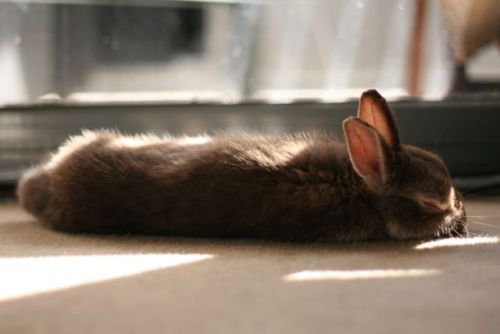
[17,90,467,242]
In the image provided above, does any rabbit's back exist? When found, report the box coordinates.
[30,130,380,241]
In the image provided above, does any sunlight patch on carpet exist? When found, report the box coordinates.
[415,236,499,250]
[0,253,213,302]
[283,268,440,282]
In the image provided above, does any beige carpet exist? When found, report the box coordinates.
[0,194,499,334]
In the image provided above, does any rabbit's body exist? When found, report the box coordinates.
[17,90,467,242]
[18,132,382,242]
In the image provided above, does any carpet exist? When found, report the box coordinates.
[0,194,499,334]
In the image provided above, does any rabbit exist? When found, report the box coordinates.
[16,90,467,242]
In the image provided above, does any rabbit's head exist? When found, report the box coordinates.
[343,90,467,240]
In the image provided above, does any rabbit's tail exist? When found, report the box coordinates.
[16,166,52,220]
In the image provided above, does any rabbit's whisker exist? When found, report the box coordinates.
[468,221,500,229]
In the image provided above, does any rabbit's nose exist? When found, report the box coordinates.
[450,218,468,237]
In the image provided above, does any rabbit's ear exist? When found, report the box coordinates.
[343,117,392,191]
[357,89,401,150]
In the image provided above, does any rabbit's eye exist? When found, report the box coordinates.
[418,197,448,214]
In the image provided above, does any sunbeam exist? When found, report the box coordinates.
[0,253,213,302]
[283,268,440,282]
[414,236,499,250]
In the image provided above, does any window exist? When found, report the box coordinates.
[1,0,499,186]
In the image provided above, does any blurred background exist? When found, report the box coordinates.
[0,0,500,189]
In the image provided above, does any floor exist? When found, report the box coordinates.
[0,194,499,334]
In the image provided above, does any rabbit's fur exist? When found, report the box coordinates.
[17,90,467,242]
